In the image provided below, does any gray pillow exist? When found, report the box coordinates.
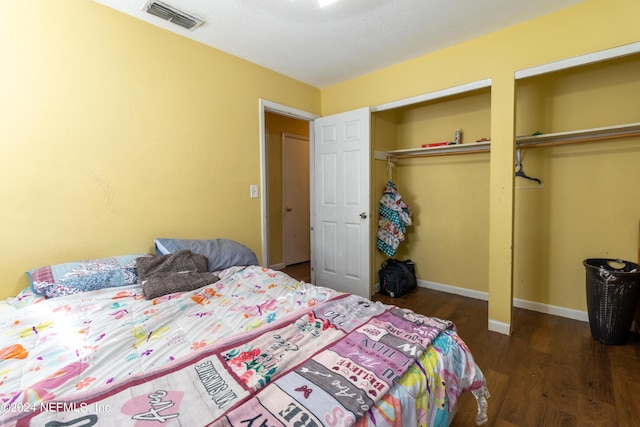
[154,238,259,272]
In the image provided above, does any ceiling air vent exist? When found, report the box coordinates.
[144,1,204,30]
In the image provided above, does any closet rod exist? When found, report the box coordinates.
[516,131,640,149]
[385,123,639,159]
[516,122,640,149]
[389,147,490,159]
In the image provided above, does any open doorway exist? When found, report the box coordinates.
[264,113,309,270]
[282,133,310,266]
[259,100,372,295]
[258,100,319,277]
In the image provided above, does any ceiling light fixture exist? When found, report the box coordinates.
[318,0,339,7]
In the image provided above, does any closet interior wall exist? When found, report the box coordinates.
[372,88,492,295]
[513,52,640,314]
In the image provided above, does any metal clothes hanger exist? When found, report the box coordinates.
[515,149,544,189]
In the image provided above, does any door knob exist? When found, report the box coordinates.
[286,207,292,212]
[360,212,367,219]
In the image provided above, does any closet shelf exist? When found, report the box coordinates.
[384,122,640,159]
[516,122,640,148]
[386,141,491,159]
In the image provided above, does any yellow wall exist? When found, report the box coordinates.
[323,0,640,327]
[0,1,320,298]
[372,110,400,275]
[322,0,639,115]
[2,0,639,328]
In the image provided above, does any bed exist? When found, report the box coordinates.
[0,239,489,426]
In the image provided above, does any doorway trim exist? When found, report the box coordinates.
[258,99,320,271]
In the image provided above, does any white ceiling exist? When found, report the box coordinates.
[95,0,584,88]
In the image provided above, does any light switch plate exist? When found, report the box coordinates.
[250,185,259,198]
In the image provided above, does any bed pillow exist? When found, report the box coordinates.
[26,254,149,298]
[154,238,258,272]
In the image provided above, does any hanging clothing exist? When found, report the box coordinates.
[376,179,412,257]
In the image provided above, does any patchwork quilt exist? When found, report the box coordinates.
[0,266,487,426]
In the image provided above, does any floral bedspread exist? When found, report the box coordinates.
[0,266,487,426]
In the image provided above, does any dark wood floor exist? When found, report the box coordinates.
[281,261,312,283]
[282,262,640,427]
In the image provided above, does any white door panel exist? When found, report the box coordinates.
[314,107,370,298]
[321,153,337,205]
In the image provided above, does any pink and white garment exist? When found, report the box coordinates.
[377,180,412,257]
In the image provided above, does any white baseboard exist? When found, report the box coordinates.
[513,297,589,322]
[417,279,589,323]
[269,263,286,271]
[418,279,488,302]
[374,278,589,333]
[488,319,512,335]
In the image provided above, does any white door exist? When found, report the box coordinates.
[313,107,370,298]
[282,134,310,265]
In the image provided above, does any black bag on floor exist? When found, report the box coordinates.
[379,259,417,297]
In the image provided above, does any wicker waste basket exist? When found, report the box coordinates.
[584,258,640,345]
